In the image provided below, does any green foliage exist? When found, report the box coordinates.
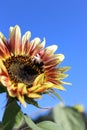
[0,122,3,130]
[24,115,63,130]
[24,115,41,130]
[2,98,24,130]
[0,100,87,130]
[52,104,86,130]
[0,84,6,93]
[24,104,86,130]
[37,121,63,130]
[25,96,41,108]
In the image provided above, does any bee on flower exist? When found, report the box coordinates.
[0,25,71,107]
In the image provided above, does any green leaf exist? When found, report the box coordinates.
[25,97,41,108]
[0,122,3,130]
[52,105,86,130]
[37,121,63,130]
[0,84,6,93]
[24,115,63,130]
[24,115,42,130]
[2,98,24,130]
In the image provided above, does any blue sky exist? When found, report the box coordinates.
[0,0,87,121]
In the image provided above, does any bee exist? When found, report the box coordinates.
[33,54,42,64]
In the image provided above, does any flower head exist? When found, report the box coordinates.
[0,25,70,107]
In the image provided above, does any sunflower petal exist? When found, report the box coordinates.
[0,32,7,43]
[17,83,27,94]
[22,31,31,54]
[8,87,17,97]
[28,93,42,98]
[31,37,41,44]
[0,38,10,59]
[56,54,65,62]
[46,45,58,54]
[41,38,46,48]
[27,37,41,55]
[31,38,46,57]
[28,85,40,92]
[0,74,11,87]
[43,82,66,90]
[9,25,21,55]
[33,73,45,86]
[34,87,46,93]
[58,66,71,73]
[61,81,72,85]
[49,89,64,102]
[57,73,69,79]
[18,95,26,107]
[0,60,8,72]
[22,31,31,44]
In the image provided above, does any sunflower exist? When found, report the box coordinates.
[0,25,70,107]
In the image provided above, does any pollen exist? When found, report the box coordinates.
[3,55,44,85]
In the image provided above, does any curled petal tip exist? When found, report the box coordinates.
[22,31,31,44]
[0,32,4,38]
[52,45,58,51]
[9,26,13,33]
[0,32,7,43]
[32,37,41,44]
[62,81,72,85]
[41,37,46,47]
[47,45,58,52]
[23,102,26,108]
[58,54,65,62]
[9,25,20,33]
[26,31,31,39]
[15,25,21,33]
[18,95,26,107]
[14,25,21,30]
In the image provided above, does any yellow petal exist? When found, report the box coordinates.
[18,95,26,107]
[61,81,72,85]
[0,76,11,87]
[33,73,45,86]
[58,66,71,73]
[56,85,66,90]
[56,54,65,62]
[34,87,46,93]
[28,93,42,98]
[43,82,66,90]
[0,60,7,72]
[57,73,69,79]
[0,32,7,43]
[7,87,17,97]
[17,83,27,94]
[28,85,40,92]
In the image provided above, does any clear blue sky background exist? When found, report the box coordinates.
[0,0,87,121]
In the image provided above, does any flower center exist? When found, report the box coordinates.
[4,55,44,86]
